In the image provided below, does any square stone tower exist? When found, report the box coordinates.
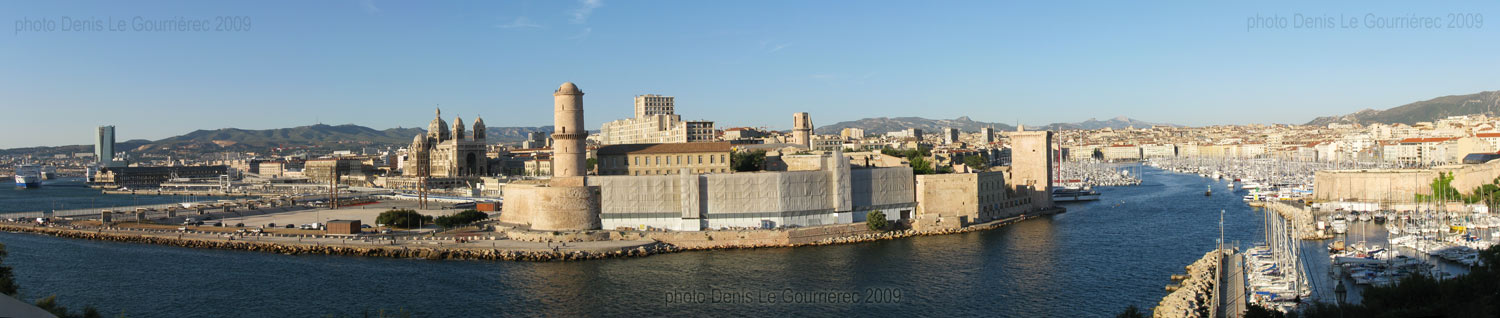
[1005,131,1054,208]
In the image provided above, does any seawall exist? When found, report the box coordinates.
[1153,249,1223,318]
[0,207,1062,262]
[1250,201,1330,240]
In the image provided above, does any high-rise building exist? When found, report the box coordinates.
[521,131,551,149]
[599,94,716,145]
[980,127,995,144]
[943,127,960,144]
[96,125,117,167]
[840,128,865,141]
[633,94,675,118]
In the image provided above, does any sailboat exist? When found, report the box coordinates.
[1205,185,1213,196]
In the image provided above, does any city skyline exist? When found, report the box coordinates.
[5,0,1499,148]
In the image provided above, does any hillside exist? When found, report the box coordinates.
[1306,91,1500,126]
[814,116,1016,135]
[153,124,552,148]
[1040,116,1180,130]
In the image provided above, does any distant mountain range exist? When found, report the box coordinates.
[1306,90,1500,126]
[1038,116,1181,130]
[814,116,1016,135]
[0,124,556,155]
[149,124,554,149]
[814,116,1177,135]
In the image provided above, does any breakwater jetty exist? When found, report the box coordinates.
[1250,201,1330,240]
[1154,249,1225,318]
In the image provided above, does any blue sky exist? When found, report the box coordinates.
[2,0,1498,148]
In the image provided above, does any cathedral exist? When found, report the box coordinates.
[404,108,488,178]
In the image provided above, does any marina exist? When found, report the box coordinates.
[0,165,1271,316]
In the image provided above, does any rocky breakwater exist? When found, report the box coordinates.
[1153,249,1222,318]
[1255,201,1330,240]
[0,223,681,262]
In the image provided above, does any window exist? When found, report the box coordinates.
[634,156,640,165]
[709,155,714,164]
[698,155,703,164]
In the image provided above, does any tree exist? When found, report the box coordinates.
[1416,172,1463,202]
[586,158,597,172]
[434,209,489,229]
[865,211,889,231]
[0,244,17,296]
[1116,305,1145,318]
[963,155,988,171]
[909,156,936,175]
[376,209,433,229]
[731,150,766,172]
[880,147,902,157]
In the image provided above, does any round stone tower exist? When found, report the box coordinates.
[552,82,587,179]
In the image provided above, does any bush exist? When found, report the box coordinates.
[866,211,889,231]
[434,209,489,229]
[732,150,766,172]
[376,209,433,229]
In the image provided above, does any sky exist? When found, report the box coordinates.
[2,0,1499,148]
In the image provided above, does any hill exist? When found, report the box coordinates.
[152,124,552,148]
[1040,116,1181,130]
[1306,91,1500,126]
[814,116,1016,135]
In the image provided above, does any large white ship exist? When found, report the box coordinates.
[14,165,41,188]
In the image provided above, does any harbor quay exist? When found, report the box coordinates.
[0,204,1063,261]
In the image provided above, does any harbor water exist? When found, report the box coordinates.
[0,166,1271,317]
[0,182,231,214]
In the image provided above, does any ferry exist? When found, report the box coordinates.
[14,165,41,188]
[1051,186,1101,202]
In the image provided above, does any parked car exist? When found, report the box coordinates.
[284,224,295,229]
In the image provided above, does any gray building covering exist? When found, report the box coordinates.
[591,154,913,231]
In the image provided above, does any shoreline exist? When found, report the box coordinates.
[0,207,1061,262]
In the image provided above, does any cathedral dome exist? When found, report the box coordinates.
[428,108,451,141]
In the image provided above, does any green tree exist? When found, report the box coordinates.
[909,156,935,175]
[963,155,988,171]
[0,244,16,296]
[1116,305,1146,318]
[865,211,889,231]
[434,209,489,229]
[586,158,597,172]
[880,147,902,157]
[731,150,766,172]
[376,209,433,229]
[1416,172,1464,202]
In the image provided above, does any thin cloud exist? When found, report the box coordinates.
[359,0,381,14]
[769,43,789,53]
[568,27,593,41]
[571,0,602,24]
[497,16,544,29]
